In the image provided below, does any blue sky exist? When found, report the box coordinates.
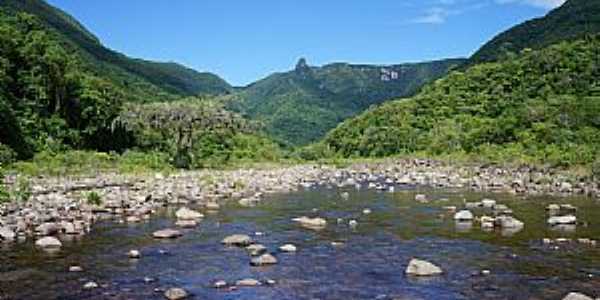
[47,0,565,86]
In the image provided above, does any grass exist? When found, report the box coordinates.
[86,191,102,206]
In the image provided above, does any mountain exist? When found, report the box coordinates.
[321,36,600,166]
[468,0,600,66]
[0,0,232,101]
[231,58,465,146]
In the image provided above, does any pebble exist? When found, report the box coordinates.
[128,249,141,259]
[279,244,297,252]
[164,288,188,300]
[83,281,99,289]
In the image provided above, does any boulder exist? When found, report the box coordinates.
[222,234,253,247]
[405,258,443,276]
[481,199,496,208]
[548,215,577,226]
[35,236,62,249]
[0,227,16,242]
[35,223,59,236]
[128,249,141,259]
[495,216,524,229]
[562,292,594,300]
[454,210,474,222]
[164,288,188,300]
[152,229,183,239]
[250,253,278,266]
[175,207,204,220]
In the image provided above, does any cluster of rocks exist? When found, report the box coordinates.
[448,198,525,236]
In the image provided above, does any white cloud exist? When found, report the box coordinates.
[411,7,456,24]
[495,0,567,9]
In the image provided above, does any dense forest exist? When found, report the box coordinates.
[322,36,600,166]
[467,0,600,66]
[230,58,464,146]
[0,11,277,170]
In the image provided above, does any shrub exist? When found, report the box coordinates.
[86,191,102,206]
[11,176,31,203]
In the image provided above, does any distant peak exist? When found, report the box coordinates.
[295,58,309,72]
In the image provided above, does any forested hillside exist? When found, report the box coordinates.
[322,36,600,166]
[0,0,232,101]
[231,58,464,146]
[468,0,600,66]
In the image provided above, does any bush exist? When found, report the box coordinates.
[592,158,600,181]
[0,167,8,203]
[0,144,16,165]
[11,176,31,203]
[86,191,102,206]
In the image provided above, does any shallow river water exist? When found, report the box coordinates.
[1,184,600,300]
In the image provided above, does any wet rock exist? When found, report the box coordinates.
[292,216,327,229]
[246,244,267,256]
[128,249,141,259]
[405,258,443,276]
[349,219,358,228]
[83,281,98,289]
[164,287,188,300]
[562,292,594,300]
[69,266,83,272]
[250,253,278,266]
[362,208,372,215]
[152,229,183,239]
[236,278,261,287]
[222,234,253,247]
[454,210,474,222]
[213,280,227,288]
[35,236,62,249]
[175,220,197,228]
[279,244,297,252]
[126,216,142,223]
[340,192,350,200]
[0,227,16,242]
[548,215,577,226]
[205,202,220,210]
[175,207,204,220]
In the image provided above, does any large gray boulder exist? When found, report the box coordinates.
[405,258,443,276]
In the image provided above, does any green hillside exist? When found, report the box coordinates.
[0,0,232,101]
[322,36,600,166]
[231,58,464,146]
[468,0,600,66]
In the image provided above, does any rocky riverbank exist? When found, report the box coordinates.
[0,159,598,245]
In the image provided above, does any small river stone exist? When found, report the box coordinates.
[164,287,188,300]
[250,253,278,266]
[152,229,183,239]
[222,234,252,246]
[405,258,443,276]
[562,292,594,300]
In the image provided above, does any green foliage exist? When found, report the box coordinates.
[86,191,102,206]
[323,37,600,167]
[468,0,600,65]
[11,176,31,203]
[0,167,8,203]
[230,58,464,146]
[0,0,232,99]
[592,158,600,181]
[0,143,16,165]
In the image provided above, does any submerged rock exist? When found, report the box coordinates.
[292,216,327,229]
[152,229,183,239]
[405,258,443,276]
[246,244,267,256]
[164,287,188,300]
[222,234,253,246]
[236,278,261,287]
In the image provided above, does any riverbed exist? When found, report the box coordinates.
[1,183,599,299]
